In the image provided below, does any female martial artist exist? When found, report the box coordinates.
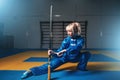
[21,22,91,79]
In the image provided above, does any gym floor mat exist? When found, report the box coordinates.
[0,70,120,80]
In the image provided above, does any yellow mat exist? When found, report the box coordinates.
[0,50,120,71]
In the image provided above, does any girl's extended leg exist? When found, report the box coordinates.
[21,58,65,79]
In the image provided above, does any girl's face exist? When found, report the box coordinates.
[66,22,81,38]
[66,29,73,37]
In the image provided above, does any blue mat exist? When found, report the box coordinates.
[0,70,120,80]
[0,49,27,58]
[24,54,119,62]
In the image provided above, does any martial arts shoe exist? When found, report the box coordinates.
[76,67,88,71]
[21,70,33,79]
[80,68,88,71]
[77,68,88,71]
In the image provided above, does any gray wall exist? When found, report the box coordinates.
[0,0,120,49]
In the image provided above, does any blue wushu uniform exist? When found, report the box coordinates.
[30,36,91,75]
